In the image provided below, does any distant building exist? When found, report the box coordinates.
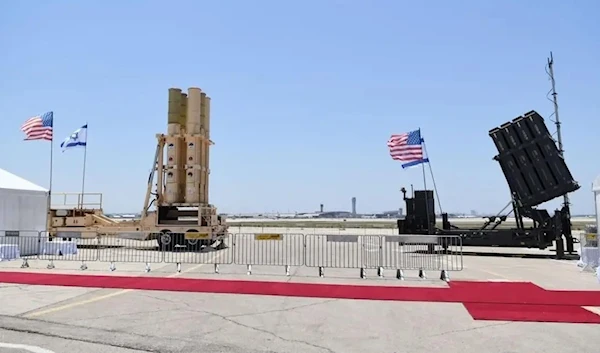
[351,197,357,217]
[376,210,402,218]
[295,213,321,219]
[318,211,352,218]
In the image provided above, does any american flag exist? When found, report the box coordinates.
[387,129,424,163]
[21,111,54,141]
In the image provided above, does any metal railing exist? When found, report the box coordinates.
[0,231,463,281]
[51,192,103,209]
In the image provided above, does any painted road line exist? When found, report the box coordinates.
[0,343,57,353]
[24,253,223,318]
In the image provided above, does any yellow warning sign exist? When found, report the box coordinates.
[254,233,283,241]
[585,233,597,241]
[185,232,210,240]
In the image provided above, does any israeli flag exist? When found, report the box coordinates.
[60,124,87,152]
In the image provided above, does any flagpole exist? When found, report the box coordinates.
[418,129,432,233]
[80,123,88,209]
[47,118,54,237]
[49,133,54,192]
[421,141,443,214]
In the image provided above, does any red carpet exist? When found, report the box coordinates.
[464,303,600,324]
[1,271,599,324]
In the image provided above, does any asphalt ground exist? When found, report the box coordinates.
[0,228,598,353]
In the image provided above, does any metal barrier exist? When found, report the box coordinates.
[305,234,380,278]
[163,233,234,274]
[98,235,162,271]
[0,230,41,264]
[304,234,462,279]
[39,232,100,270]
[0,231,464,281]
[233,233,304,275]
[578,226,599,272]
[381,235,463,280]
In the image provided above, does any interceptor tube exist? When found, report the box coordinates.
[186,88,202,134]
[167,88,182,125]
[180,93,188,130]
[204,95,211,204]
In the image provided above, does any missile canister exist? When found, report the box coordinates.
[165,88,186,204]
[184,87,203,204]
[167,88,182,135]
[201,95,211,204]
[186,88,202,134]
[180,93,188,130]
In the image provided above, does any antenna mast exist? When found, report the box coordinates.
[547,52,570,213]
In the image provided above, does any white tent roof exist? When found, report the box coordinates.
[0,168,48,192]
[593,175,600,192]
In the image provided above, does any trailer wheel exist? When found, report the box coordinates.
[157,231,180,251]
[156,232,169,251]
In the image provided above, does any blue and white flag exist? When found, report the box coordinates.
[60,124,87,152]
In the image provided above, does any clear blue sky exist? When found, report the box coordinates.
[1,1,599,215]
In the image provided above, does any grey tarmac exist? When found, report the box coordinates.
[0,229,598,353]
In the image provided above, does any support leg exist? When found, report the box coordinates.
[555,237,565,260]
[565,234,574,254]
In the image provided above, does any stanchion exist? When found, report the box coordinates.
[396,269,404,280]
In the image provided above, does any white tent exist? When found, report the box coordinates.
[593,175,600,233]
[575,175,600,279]
[0,168,48,256]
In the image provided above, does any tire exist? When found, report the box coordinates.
[157,231,183,252]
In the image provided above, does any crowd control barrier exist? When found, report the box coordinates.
[578,225,600,276]
[0,231,463,281]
